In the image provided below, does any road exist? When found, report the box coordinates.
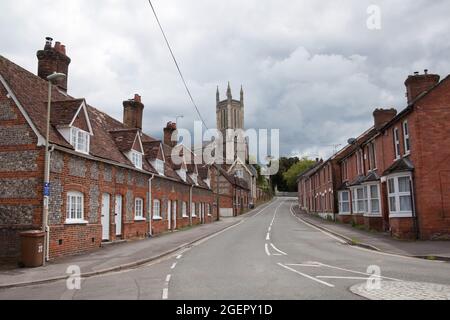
[1,198,449,300]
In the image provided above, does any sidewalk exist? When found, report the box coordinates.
[293,207,450,261]
[0,201,273,289]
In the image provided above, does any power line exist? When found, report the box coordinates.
[147,0,209,130]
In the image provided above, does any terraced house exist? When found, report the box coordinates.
[0,38,222,263]
[298,70,450,240]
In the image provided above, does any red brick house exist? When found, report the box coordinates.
[299,70,450,240]
[0,38,216,263]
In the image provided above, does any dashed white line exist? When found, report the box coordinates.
[266,233,270,241]
[277,263,335,288]
[171,262,177,269]
[165,274,171,282]
[316,276,371,280]
[270,243,287,256]
[162,288,169,300]
[176,254,182,260]
[265,243,271,256]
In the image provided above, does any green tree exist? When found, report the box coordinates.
[271,157,299,192]
[283,157,316,191]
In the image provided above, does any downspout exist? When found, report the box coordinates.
[189,184,194,226]
[410,174,420,240]
[148,174,155,237]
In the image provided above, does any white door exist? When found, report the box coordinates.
[172,201,177,230]
[101,193,110,241]
[167,200,172,230]
[115,195,122,236]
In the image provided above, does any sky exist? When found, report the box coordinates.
[1,0,450,161]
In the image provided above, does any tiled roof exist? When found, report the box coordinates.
[348,175,366,187]
[382,157,414,176]
[0,54,213,190]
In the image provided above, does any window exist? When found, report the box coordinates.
[66,191,85,223]
[388,175,413,216]
[182,202,188,218]
[403,121,410,155]
[191,203,197,217]
[70,127,90,154]
[131,151,143,169]
[207,204,211,216]
[178,169,187,182]
[351,187,367,214]
[236,169,244,178]
[367,184,381,215]
[368,142,377,170]
[339,191,350,214]
[154,159,165,175]
[153,199,161,219]
[135,198,144,220]
[393,127,401,159]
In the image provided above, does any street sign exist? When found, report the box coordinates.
[43,183,51,197]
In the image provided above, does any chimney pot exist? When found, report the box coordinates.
[164,122,178,148]
[123,95,144,130]
[134,94,141,103]
[373,108,398,130]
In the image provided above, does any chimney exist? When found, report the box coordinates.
[405,70,440,104]
[123,94,144,130]
[37,37,71,92]
[164,122,178,148]
[373,108,398,130]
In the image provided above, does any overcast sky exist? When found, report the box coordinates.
[2,0,450,160]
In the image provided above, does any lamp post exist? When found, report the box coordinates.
[42,72,66,265]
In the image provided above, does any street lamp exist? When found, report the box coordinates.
[42,72,66,265]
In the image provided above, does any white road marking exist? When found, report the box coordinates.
[171,262,177,269]
[162,288,169,300]
[277,263,335,288]
[270,243,287,256]
[266,233,270,241]
[314,262,403,282]
[286,263,322,267]
[265,243,271,256]
[176,255,182,260]
[165,274,171,282]
[316,276,371,280]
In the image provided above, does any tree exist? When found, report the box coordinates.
[283,157,316,191]
[271,157,299,192]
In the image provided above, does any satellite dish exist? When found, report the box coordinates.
[347,138,357,145]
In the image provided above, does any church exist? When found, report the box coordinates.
[215,83,257,205]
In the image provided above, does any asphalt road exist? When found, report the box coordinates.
[1,198,449,300]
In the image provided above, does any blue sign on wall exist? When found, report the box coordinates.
[43,183,51,197]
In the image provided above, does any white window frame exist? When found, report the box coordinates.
[172,200,177,219]
[70,127,90,154]
[364,183,381,217]
[207,204,211,216]
[131,150,143,170]
[387,174,413,218]
[66,191,87,224]
[403,121,411,155]
[368,142,377,170]
[182,202,188,218]
[338,190,351,215]
[134,198,145,221]
[393,127,401,160]
[191,203,197,217]
[153,199,162,220]
[351,186,367,214]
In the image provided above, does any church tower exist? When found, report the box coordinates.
[216,83,248,163]
[216,83,245,133]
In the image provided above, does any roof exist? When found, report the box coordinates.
[0,54,211,190]
[382,157,414,176]
[296,160,324,182]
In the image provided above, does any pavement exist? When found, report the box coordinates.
[0,197,449,300]
[0,200,274,289]
[293,207,450,261]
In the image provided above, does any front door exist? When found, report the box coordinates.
[167,200,172,230]
[101,193,110,241]
[115,195,122,236]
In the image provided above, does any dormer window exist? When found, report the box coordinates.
[204,178,211,188]
[131,150,143,169]
[155,159,165,176]
[70,127,90,154]
[191,174,198,185]
[178,168,187,182]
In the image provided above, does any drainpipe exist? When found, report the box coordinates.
[410,174,420,240]
[189,184,194,226]
[148,174,155,237]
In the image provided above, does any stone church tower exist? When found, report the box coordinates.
[216,83,248,163]
[216,82,245,132]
